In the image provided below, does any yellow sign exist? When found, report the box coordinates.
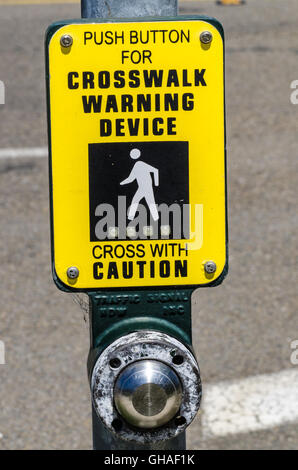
[46,18,227,290]
[217,0,243,5]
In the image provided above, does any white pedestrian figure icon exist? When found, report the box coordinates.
[120,148,159,221]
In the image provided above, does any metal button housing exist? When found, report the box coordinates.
[91,331,201,443]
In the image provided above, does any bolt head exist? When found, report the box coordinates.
[204,261,217,274]
[60,34,73,48]
[67,266,79,279]
[200,31,213,45]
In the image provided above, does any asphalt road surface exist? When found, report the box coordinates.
[0,0,297,450]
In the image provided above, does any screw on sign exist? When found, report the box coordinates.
[200,31,213,45]
[60,34,73,48]
[67,266,79,279]
[204,261,217,274]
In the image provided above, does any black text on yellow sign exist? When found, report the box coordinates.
[46,17,227,290]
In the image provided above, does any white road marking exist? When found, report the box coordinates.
[202,368,298,438]
[0,147,48,160]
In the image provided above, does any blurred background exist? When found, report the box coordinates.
[0,0,297,450]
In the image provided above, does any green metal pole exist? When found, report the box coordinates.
[88,288,194,450]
